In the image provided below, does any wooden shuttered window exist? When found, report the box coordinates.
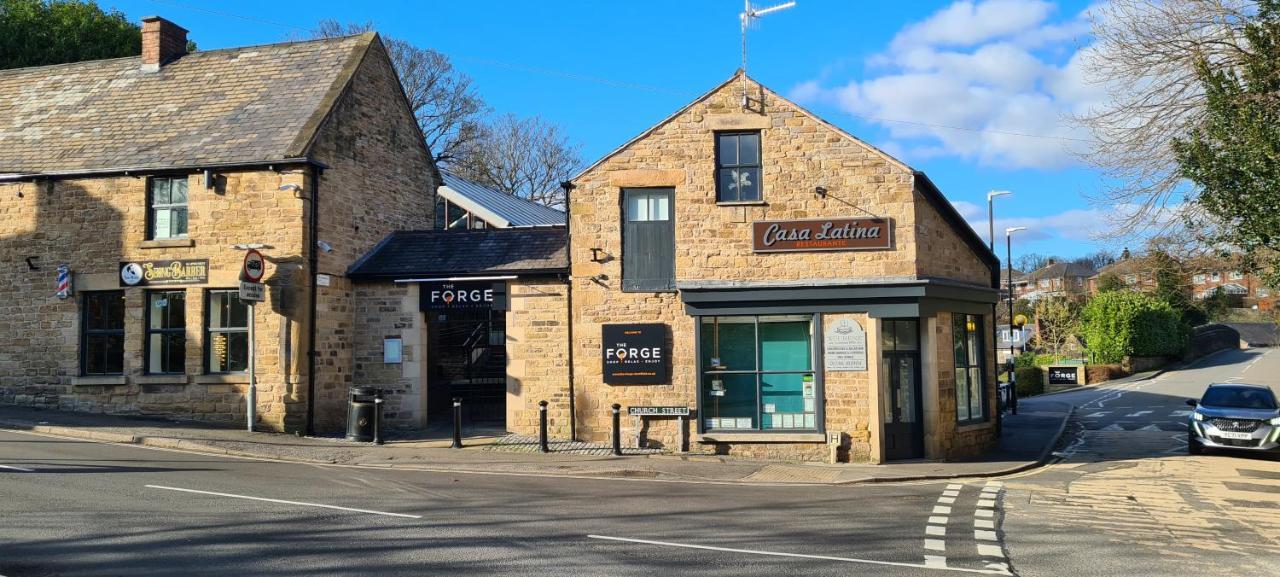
[622,188,675,292]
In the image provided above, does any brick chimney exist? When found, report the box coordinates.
[141,16,188,71]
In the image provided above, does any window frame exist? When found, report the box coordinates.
[147,175,190,240]
[696,314,822,433]
[621,187,676,293]
[204,289,250,374]
[714,130,763,203]
[80,291,126,376]
[953,313,989,425]
[144,290,187,375]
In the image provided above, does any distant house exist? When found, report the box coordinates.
[1186,258,1275,310]
[1015,261,1095,301]
[1087,255,1156,294]
[435,171,565,230]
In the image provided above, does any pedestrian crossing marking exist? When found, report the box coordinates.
[977,544,1003,557]
[927,525,946,536]
[975,530,998,541]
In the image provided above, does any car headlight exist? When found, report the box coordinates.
[1192,411,1204,421]
[1269,416,1280,426]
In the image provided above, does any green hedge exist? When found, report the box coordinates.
[1080,292,1186,364]
[1014,367,1044,397]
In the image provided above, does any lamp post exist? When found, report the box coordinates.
[987,190,1011,252]
[1005,227,1028,388]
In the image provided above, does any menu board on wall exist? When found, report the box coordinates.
[824,317,867,371]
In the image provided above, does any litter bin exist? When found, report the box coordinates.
[346,386,383,442]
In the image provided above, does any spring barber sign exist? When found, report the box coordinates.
[602,323,668,385]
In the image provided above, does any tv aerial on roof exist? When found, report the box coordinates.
[740,1,796,109]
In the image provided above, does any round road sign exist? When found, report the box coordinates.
[242,249,265,282]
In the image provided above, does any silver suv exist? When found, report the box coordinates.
[1187,384,1280,454]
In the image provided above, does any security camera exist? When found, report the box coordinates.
[317,240,333,253]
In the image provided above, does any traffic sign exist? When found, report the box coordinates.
[239,280,266,302]
[242,249,265,282]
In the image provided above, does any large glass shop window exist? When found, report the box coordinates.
[701,315,817,431]
[206,290,250,373]
[953,314,987,423]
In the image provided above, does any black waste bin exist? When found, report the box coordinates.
[346,386,383,442]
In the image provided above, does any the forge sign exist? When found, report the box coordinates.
[421,281,496,310]
[602,323,668,385]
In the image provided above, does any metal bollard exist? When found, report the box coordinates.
[451,397,463,449]
[538,400,549,453]
[373,389,385,446]
[611,403,622,456]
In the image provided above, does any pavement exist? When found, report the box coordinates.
[3,347,1277,576]
[0,388,1072,486]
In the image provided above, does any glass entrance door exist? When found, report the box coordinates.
[882,319,923,460]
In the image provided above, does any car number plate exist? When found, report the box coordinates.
[1217,431,1253,440]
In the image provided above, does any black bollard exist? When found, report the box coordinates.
[451,397,463,449]
[611,403,622,456]
[538,400,549,453]
[373,388,384,446]
[1011,387,1019,416]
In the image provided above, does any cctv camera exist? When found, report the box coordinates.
[317,240,333,253]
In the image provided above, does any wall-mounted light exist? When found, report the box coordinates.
[814,186,828,198]
[590,273,609,285]
[25,256,39,271]
[590,248,612,263]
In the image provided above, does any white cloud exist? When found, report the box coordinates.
[791,0,1097,169]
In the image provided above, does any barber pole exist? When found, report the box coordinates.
[55,264,72,300]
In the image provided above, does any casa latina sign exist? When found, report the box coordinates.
[752,218,892,253]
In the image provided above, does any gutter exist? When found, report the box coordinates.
[561,180,577,441]
[305,163,323,436]
[0,158,326,182]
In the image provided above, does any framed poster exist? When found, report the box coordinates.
[602,323,668,385]
[824,317,867,371]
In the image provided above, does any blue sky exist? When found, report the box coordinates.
[107,0,1121,261]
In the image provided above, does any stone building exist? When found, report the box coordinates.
[0,17,437,433]
[555,73,1001,462]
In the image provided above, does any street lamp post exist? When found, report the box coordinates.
[987,190,1011,252]
[1005,227,1028,409]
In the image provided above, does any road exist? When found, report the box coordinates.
[1,348,1277,577]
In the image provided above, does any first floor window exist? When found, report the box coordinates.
[954,313,987,423]
[149,176,189,239]
[206,290,249,373]
[700,315,816,431]
[715,131,762,202]
[82,291,125,375]
[147,290,187,374]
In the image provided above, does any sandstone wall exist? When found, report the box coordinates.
[352,282,426,429]
[505,278,572,438]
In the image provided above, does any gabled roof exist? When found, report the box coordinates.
[348,228,568,280]
[0,33,377,174]
[1024,261,1097,282]
[439,171,565,228]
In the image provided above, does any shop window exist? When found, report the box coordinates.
[954,314,987,423]
[622,188,674,292]
[700,315,816,431]
[205,290,249,373]
[148,176,189,239]
[715,131,761,202]
[81,291,125,375]
[146,291,187,374]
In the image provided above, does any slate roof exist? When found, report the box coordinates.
[439,171,565,227]
[1023,261,1097,282]
[348,228,568,280]
[0,33,374,174]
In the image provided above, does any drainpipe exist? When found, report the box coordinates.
[305,164,322,436]
[560,180,577,441]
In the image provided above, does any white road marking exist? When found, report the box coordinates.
[976,509,994,518]
[1169,410,1191,417]
[586,535,1009,575]
[1083,412,1110,418]
[984,481,1003,487]
[145,485,423,519]
[925,539,946,551]
[975,530,998,541]
[1125,411,1153,417]
[927,525,947,536]
[947,484,963,490]
[929,516,949,524]
[925,555,948,568]
[943,490,960,497]
[977,499,996,508]
[934,505,953,514]
[975,519,995,529]
[977,544,1004,557]
[1101,424,1125,431]
[1138,425,1161,432]
[938,496,956,504]
[0,464,34,472]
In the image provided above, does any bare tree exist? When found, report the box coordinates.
[1015,253,1053,273]
[309,20,486,165]
[450,114,582,209]
[1074,0,1254,235]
